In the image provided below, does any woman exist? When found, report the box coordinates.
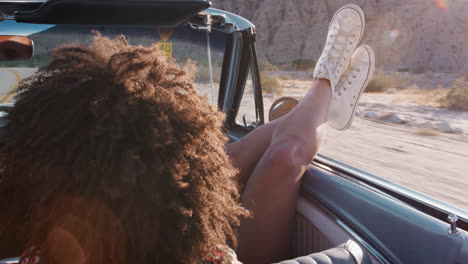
[0,4,374,264]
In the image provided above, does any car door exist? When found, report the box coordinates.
[292,157,468,264]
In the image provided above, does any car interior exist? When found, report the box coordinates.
[0,1,467,264]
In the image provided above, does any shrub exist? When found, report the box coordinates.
[195,65,221,83]
[291,59,316,71]
[440,77,468,111]
[260,72,282,95]
[260,61,283,95]
[366,73,403,93]
[397,68,409,73]
[279,74,292,80]
[411,63,430,74]
[263,61,280,72]
[416,128,439,137]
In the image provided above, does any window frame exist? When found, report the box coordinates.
[218,26,264,131]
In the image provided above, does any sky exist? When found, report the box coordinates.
[1,20,55,36]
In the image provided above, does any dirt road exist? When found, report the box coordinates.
[257,82,468,212]
[0,68,37,104]
[321,118,468,211]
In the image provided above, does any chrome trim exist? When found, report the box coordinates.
[448,214,461,236]
[0,0,45,3]
[0,257,19,264]
[188,11,212,32]
[205,8,254,33]
[314,155,468,222]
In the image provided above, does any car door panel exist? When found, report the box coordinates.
[297,164,468,264]
[293,197,351,256]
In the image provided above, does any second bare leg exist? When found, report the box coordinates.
[237,79,332,264]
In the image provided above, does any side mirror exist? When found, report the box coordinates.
[268,96,299,121]
[0,257,20,264]
[0,36,34,61]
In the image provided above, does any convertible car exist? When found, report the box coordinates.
[0,1,467,263]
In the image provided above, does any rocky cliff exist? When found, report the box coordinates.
[213,0,468,73]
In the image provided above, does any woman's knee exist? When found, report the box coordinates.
[269,133,320,166]
[264,138,316,175]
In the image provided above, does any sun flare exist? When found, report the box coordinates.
[435,0,448,10]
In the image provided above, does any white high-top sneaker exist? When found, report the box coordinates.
[328,45,375,130]
[314,4,365,92]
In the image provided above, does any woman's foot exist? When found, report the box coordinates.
[328,45,375,130]
[313,4,365,93]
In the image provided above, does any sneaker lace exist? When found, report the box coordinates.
[336,57,367,96]
[324,17,360,81]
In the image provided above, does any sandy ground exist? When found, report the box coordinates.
[322,119,468,211]
[258,80,468,212]
[0,68,37,103]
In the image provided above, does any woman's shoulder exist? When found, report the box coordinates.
[202,246,242,264]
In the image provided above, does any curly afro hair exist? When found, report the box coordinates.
[0,33,249,264]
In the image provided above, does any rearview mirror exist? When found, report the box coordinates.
[269,96,299,121]
[0,36,34,61]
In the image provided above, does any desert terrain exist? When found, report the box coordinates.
[214,0,468,74]
[250,73,468,212]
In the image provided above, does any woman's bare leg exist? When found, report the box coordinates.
[236,79,332,264]
[227,91,320,187]
[233,46,375,263]
[226,118,280,186]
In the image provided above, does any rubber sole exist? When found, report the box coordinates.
[317,3,366,87]
[328,3,366,46]
[338,44,375,131]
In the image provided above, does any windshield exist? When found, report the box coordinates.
[0,21,226,106]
